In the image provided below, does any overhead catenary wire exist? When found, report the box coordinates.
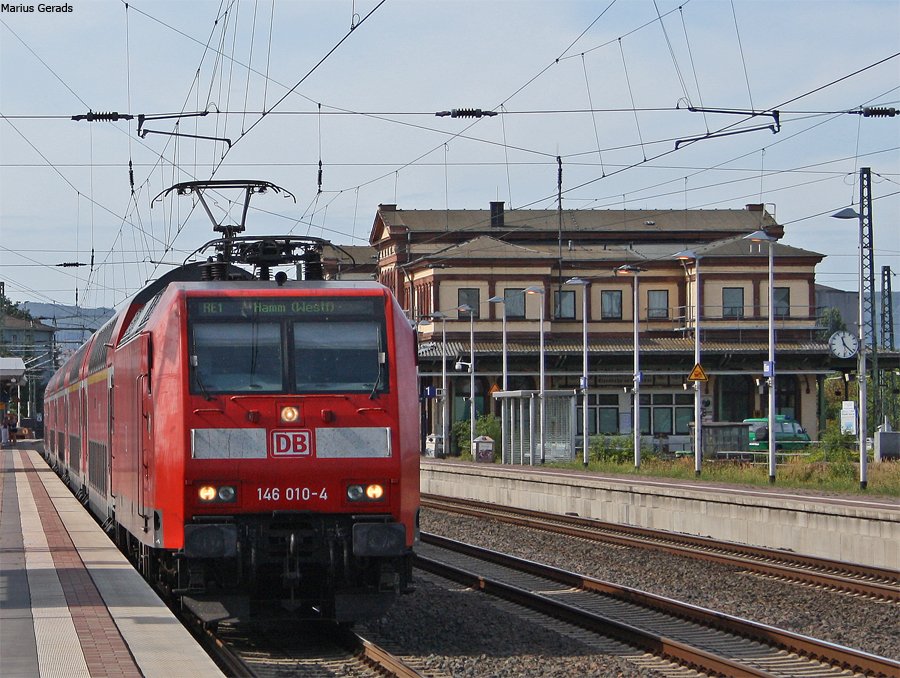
[512,54,900,213]
[2,3,897,307]
[730,0,755,111]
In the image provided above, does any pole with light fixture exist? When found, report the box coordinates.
[745,230,778,484]
[615,264,646,467]
[525,286,545,462]
[456,304,476,456]
[832,194,870,489]
[487,296,508,390]
[674,251,702,475]
[565,277,591,466]
[433,311,449,457]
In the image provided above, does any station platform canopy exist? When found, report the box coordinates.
[0,357,26,382]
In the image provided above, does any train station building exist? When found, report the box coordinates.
[336,202,894,456]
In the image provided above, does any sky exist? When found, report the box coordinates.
[1,0,898,311]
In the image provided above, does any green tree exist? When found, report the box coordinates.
[819,307,847,340]
[0,288,32,321]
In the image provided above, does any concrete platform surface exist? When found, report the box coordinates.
[0,447,225,678]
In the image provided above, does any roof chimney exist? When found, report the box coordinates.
[379,203,397,212]
[490,201,504,227]
[745,203,764,212]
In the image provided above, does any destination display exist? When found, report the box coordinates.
[189,297,380,319]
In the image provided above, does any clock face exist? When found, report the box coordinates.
[828,331,859,359]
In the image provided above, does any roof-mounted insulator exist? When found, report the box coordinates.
[71,111,134,122]
[861,106,897,117]
[435,108,498,118]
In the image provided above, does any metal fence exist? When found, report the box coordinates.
[493,390,577,465]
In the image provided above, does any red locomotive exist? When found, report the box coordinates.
[43,181,419,623]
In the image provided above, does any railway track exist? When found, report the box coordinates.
[416,532,900,678]
[422,494,900,601]
[187,616,423,677]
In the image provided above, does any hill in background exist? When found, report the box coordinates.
[23,302,115,349]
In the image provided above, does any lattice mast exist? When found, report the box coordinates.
[859,168,880,424]
[881,266,896,427]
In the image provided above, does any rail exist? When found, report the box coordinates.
[417,533,899,678]
[422,494,900,602]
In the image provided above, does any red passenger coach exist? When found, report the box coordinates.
[44,183,420,623]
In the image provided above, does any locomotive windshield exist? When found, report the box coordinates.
[188,296,388,395]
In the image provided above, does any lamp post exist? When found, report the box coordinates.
[432,311,449,457]
[674,251,702,475]
[746,230,779,484]
[615,264,646,467]
[488,296,508,390]
[565,277,591,466]
[525,286,546,462]
[832,206,868,489]
[458,304,476,455]
[488,295,508,462]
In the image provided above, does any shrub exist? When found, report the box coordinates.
[806,423,856,463]
[589,434,655,464]
[451,414,502,457]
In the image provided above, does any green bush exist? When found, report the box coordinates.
[450,419,470,455]
[806,423,856,463]
[589,434,656,464]
[451,414,502,457]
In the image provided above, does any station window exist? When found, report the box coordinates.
[647,290,669,319]
[577,393,621,435]
[723,287,744,319]
[553,290,575,320]
[504,288,525,319]
[601,290,622,319]
[458,289,480,318]
[637,392,694,435]
[774,287,791,317]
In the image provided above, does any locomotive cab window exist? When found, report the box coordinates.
[293,321,384,393]
[188,296,388,396]
[191,323,283,393]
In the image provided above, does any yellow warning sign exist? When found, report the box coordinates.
[687,363,708,382]
[488,383,501,395]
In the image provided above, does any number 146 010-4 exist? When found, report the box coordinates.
[257,486,328,502]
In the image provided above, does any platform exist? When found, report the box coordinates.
[0,445,225,678]
[421,459,900,570]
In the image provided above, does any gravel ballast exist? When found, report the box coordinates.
[421,509,899,658]
[358,508,897,677]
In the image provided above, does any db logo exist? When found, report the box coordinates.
[271,430,313,457]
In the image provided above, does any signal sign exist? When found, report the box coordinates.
[687,363,708,382]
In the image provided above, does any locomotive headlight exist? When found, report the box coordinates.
[280,406,300,423]
[347,483,385,502]
[197,484,237,503]
[217,485,236,502]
